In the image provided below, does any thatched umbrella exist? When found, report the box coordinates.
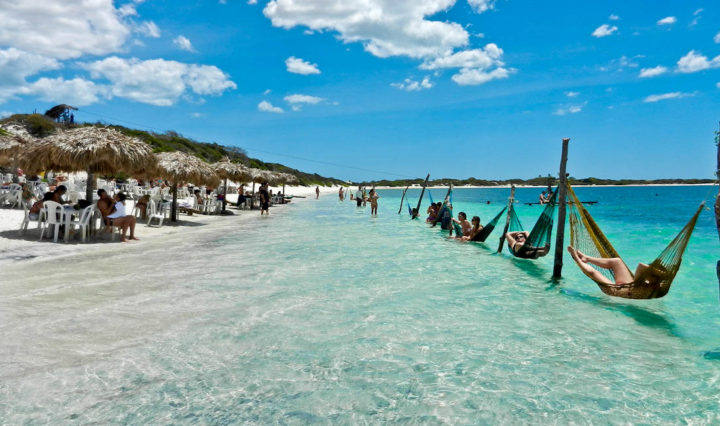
[0,132,28,167]
[17,126,155,201]
[212,157,253,212]
[277,172,299,201]
[155,151,219,221]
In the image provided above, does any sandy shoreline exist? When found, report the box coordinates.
[0,184,340,267]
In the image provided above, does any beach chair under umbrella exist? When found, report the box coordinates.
[154,151,219,221]
[212,157,253,213]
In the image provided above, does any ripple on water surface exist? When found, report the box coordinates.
[2,187,720,423]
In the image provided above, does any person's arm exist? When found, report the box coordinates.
[505,232,517,248]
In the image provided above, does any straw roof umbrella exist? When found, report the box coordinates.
[212,157,253,213]
[17,126,155,202]
[0,132,28,167]
[277,172,298,202]
[154,151,219,221]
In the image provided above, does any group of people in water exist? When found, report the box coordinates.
[338,186,380,215]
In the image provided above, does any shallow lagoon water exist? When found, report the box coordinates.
[2,186,720,423]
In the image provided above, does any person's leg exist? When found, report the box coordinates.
[574,249,633,283]
[567,247,614,285]
[128,216,138,240]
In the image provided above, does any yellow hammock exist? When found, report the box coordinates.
[566,183,703,299]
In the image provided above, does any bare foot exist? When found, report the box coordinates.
[129,236,140,240]
[575,249,589,262]
[120,237,128,242]
[567,246,580,261]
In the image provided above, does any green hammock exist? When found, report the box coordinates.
[470,207,507,242]
[431,189,453,229]
[506,190,558,259]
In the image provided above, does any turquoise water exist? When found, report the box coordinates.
[2,186,720,423]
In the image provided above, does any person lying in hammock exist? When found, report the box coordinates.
[450,212,472,238]
[505,231,550,257]
[461,216,483,242]
[567,246,649,286]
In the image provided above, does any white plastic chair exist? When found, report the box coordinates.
[70,205,95,242]
[19,202,43,235]
[146,200,165,227]
[39,201,63,242]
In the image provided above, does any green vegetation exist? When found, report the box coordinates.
[0,113,345,186]
[1,114,56,137]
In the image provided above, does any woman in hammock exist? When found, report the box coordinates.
[505,231,550,257]
[461,216,483,242]
[567,246,648,285]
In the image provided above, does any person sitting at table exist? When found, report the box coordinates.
[51,185,68,204]
[106,192,138,242]
[135,194,151,220]
[29,192,54,220]
[96,189,114,224]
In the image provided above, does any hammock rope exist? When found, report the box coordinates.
[566,182,703,299]
[506,190,558,259]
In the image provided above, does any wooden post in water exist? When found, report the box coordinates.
[497,185,516,253]
[552,138,570,280]
[171,182,178,222]
[714,122,720,299]
[412,174,430,219]
[398,185,409,214]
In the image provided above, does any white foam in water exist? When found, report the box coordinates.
[2,187,720,423]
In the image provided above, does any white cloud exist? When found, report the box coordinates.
[118,4,138,16]
[554,104,584,116]
[420,43,508,86]
[173,35,196,52]
[0,0,131,60]
[452,67,509,85]
[676,50,720,73]
[283,93,326,110]
[716,82,720,89]
[189,112,205,118]
[21,77,108,106]
[82,57,236,106]
[643,92,695,103]
[285,56,321,75]
[264,0,472,60]
[264,1,509,87]
[608,14,619,21]
[657,16,676,25]
[284,94,325,104]
[592,24,618,38]
[694,8,703,15]
[638,65,668,78]
[391,76,433,91]
[248,0,258,4]
[565,91,579,97]
[263,89,271,95]
[0,111,12,118]
[258,100,284,113]
[137,21,161,38]
[467,0,495,13]
[714,32,720,44]
[0,48,62,102]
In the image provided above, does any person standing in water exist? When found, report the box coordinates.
[315,186,320,199]
[369,188,379,215]
[355,186,363,207]
[259,182,270,215]
[338,187,344,201]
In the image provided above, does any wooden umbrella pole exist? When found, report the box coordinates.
[552,138,570,280]
[251,181,256,209]
[283,183,286,204]
[412,174,430,219]
[85,169,94,203]
[222,178,229,213]
[398,185,409,214]
[497,185,516,253]
[171,182,178,222]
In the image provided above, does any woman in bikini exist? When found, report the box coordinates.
[567,246,648,285]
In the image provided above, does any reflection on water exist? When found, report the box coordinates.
[2,187,720,423]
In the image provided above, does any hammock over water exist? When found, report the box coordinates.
[506,190,558,259]
[566,183,703,299]
[471,207,507,242]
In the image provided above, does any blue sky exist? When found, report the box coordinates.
[1,0,719,181]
